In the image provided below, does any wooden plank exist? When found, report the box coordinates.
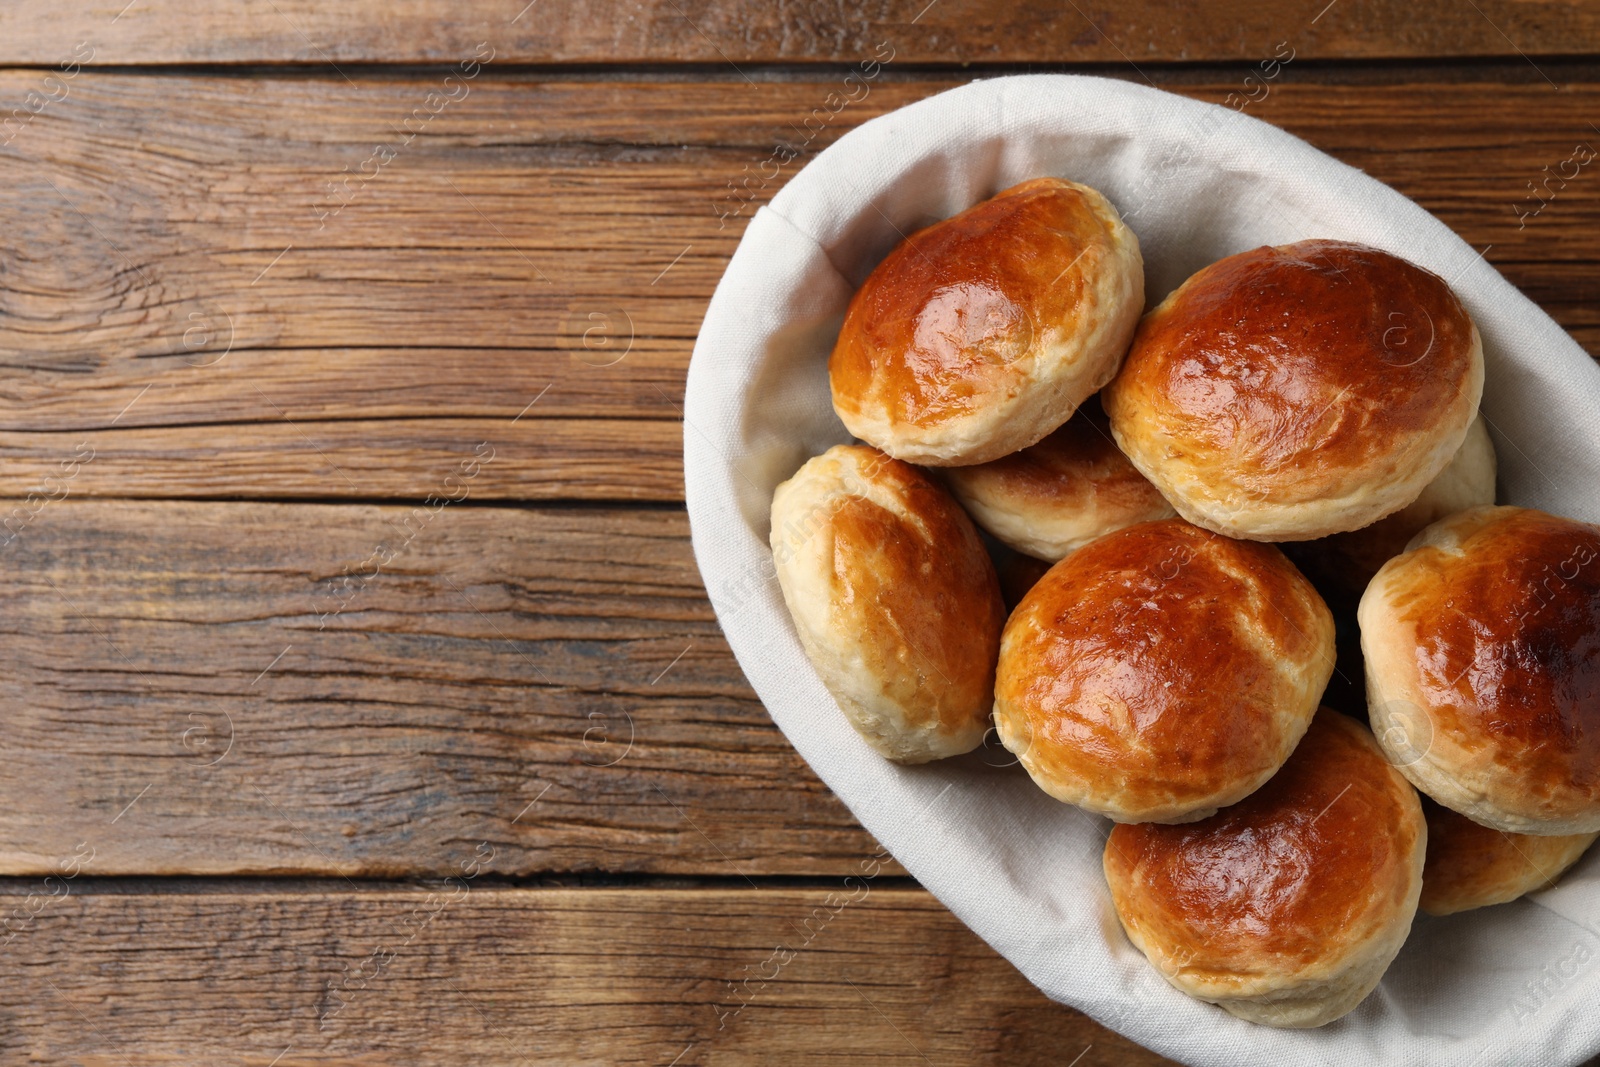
[0,418,685,501]
[3,75,1600,501]
[0,499,893,877]
[1,0,1599,66]
[0,883,1179,1066]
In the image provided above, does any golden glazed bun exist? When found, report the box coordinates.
[993,518,1335,823]
[1361,506,1600,834]
[1104,240,1484,541]
[1104,710,1426,1029]
[1286,414,1496,612]
[770,445,1005,763]
[1419,798,1597,916]
[829,177,1144,466]
[941,396,1176,561]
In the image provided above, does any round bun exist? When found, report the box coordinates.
[1104,240,1484,541]
[1361,505,1600,834]
[1104,709,1426,1029]
[941,396,1176,560]
[770,444,1005,763]
[1285,413,1496,611]
[829,177,1144,466]
[994,518,1334,822]
[1419,798,1597,916]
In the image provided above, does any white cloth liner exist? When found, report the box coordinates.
[683,75,1600,1066]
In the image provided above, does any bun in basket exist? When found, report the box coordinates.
[1105,240,1484,540]
[1419,798,1597,916]
[1361,505,1600,834]
[1104,710,1426,1028]
[941,396,1175,561]
[994,518,1334,823]
[770,444,1005,763]
[829,177,1143,466]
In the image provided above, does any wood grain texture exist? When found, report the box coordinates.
[1,0,1598,66]
[2,34,1599,1067]
[3,73,1600,501]
[0,498,909,877]
[7,11,1598,1065]
[0,419,686,501]
[0,883,1181,1066]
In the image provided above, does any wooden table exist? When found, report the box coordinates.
[1,2,1597,1063]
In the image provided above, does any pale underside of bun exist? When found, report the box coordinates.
[1195,928,1412,1029]
[842,320,1134,467]
[1133,381,1479,543]
[1364,660,1600,836]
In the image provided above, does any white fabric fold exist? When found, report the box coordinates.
[684,74,1600,1066]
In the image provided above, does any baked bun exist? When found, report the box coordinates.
[1362,505,1600,834]
[770,444,1005,763]
[994,518,1334,822]
[829,177,1144,466]
[1104,710,1425,1028]
[1419,798,1597,916]
[941,396,1176,560]
[1104,240,1484,541]
[1286,414,1496,612]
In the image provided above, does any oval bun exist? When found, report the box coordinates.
[1104,710,1425,1028]
[941,396,1175,561]
[994,518,1334,823]
[770,444,1005,763]
[830,177,1144,466]
[1361,505,1600,834]
[1105,240,1484,540]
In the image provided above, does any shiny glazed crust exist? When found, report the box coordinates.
[1104,710,1426,1028]
[994,518,1335,822]
[829,177,1144,466]
[770,444,1005,763]
[1104,240,1484,540]
[1361,505,1600,834]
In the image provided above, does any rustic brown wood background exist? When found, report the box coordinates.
[2,1,1598,1063]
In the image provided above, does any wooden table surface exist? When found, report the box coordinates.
[2,2,1598,1063]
